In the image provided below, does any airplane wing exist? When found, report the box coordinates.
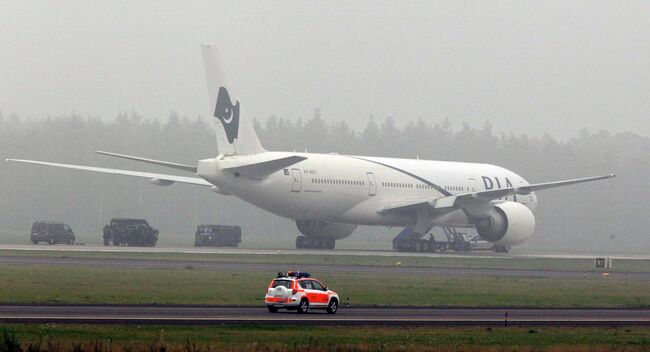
[6,159,212,187]
[380,174,616,213]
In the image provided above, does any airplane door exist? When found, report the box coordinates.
[366,172,376,196]
[291,168,302,192]
[468,178,478,192]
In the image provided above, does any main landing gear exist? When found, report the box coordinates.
[295,235,336,249]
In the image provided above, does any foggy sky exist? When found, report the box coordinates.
[1,1,649,139]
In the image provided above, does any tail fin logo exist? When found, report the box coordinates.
[214,87,240,143]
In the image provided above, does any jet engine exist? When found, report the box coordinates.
[295,220,357,240]
[472,201,535,246]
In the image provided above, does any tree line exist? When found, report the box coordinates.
[0,109,647,252]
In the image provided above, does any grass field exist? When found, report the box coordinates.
[2,324,650,351]
[0,248,650,272]
[3,247,650,273]
[0,264,649,307]
[2,247,649,350]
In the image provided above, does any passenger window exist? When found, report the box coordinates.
[299,280,313,290]
[311,280,325,291]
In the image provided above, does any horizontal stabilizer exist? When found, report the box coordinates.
[6,159,211,187]
[96,151,197,173]
[222,155,307,180]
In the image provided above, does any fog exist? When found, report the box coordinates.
[0,112,648,253]
[1,1,649,139]
[0,2,648,253]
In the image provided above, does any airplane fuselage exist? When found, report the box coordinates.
[198,152,538,228]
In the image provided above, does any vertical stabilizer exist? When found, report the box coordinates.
[201,43,265,156]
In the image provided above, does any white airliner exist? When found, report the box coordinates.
[8,44,615,252]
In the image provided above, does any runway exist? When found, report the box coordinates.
[2,254,649,279]
[3,244,650,260]
[1,305,649,326]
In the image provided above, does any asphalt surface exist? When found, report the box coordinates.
[1,305,649,326]
[3,244,650,260]
[2,255,649,279]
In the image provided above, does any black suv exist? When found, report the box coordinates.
[194,224,241,247]
[30,221,75,245]
[103,218,158,247]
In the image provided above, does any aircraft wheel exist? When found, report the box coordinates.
[417,240,426,252]
[327,237,335,249]
[295,236,308,249]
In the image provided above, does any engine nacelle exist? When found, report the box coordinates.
[473,201,535,246]
[295,220,356,240]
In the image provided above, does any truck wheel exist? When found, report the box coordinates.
[48,237,55,245]
[326,299,338,314]
[297,299,309,314]
[32,240,37,245]
[267,306,279,313]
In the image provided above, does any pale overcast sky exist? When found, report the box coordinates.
[1,1,648,138]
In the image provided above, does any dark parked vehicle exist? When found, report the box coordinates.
[103,218,158,247]
[30,221,75,245]
[194,224,241,247]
